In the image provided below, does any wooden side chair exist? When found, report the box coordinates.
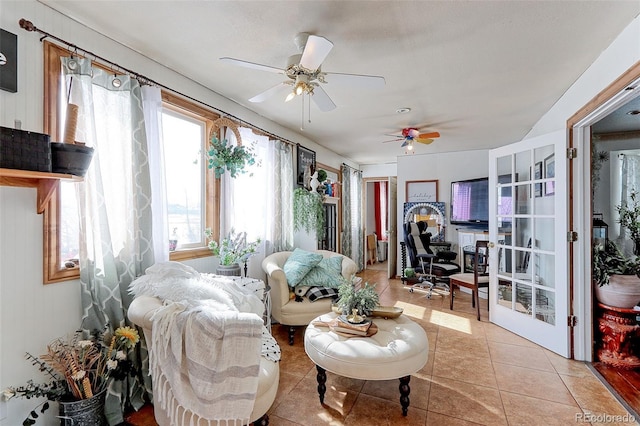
[366,234,377,265]
[449,240,489,321]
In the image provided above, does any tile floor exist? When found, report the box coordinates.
[265,269,639,425]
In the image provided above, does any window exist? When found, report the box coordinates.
[43,42,219,282]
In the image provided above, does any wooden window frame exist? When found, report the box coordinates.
[43,42,219,283]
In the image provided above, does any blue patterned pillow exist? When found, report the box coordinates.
[298,256,347,289]
[283,248,323,288]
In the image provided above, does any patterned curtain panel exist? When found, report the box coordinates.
[63,57,153,425]
[341,164,364,271]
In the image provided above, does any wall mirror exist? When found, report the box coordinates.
[403,201,446,241]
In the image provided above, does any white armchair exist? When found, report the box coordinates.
[261,250,357,345]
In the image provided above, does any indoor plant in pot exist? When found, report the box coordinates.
[593,191,640,308]
[205,228,260,276]
[3,326,139,426]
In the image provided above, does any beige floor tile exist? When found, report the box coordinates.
[432,350,498,388]
[344,393,427,426]
[482,322,538,347]
[435,330,490,358]
[578,410,640,426]
[272,376,358,425]
[427,376,507,425]
[543,350,594,378]
[493,362,578,406]
[270,371,305,412]
[426,411,485,425]
[560,374,632,417]
[488,341,555,372]
[500,390,584,425]
[360,374,431,411]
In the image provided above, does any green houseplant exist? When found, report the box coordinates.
[616,190,640,255]
[336,281,380,317]
[293,188,325,239]
[205,228,260,270]
[206,135,257,178]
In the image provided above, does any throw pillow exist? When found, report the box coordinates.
[298,256,347,289]
[283,248,323,288]
[307,286,340,302]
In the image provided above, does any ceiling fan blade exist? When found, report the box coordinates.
[415,138,434,145]
[249,82,290,103]
[300,35,334,71]
[325,72,386,89]
[418,132,440,139]
[311,85,336,112]
[382,138,403,143]
[220,57,284,74]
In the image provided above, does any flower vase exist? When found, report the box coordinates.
[58,389,108,426]
[216,263,242,277]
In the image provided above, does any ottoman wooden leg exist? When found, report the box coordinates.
[316,365,327,404]
[399,375,411,416]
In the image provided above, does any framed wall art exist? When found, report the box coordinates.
[0,29,18,93]
[533,161,542,198]
[296,144,316,187]
[406,180,438,202]
[544,153,555,196]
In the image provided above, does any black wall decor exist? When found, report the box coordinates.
[297,144,316,187]
[0,29,18,93]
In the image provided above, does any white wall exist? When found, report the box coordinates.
[361,162,397,178]
[395,149,490,275]
[0,2,352,425]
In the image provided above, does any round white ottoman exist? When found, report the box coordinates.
[304,312,428,416]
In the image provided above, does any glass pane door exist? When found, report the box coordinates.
[489,130,569,357]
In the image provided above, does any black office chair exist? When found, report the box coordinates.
[403,221,461,298]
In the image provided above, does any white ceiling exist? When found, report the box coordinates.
[39,1,640,165]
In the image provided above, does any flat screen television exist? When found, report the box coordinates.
[450,177,489,225]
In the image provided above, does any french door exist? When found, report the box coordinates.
[488,130,570,357]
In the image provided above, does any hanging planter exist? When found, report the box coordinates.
[206,117,258,178]
[293,188,325,239]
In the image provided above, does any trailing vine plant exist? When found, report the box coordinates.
[293,188,325,238]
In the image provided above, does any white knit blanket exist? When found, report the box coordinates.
[150,300,262,426]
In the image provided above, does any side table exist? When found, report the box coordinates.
[596,303,640,369]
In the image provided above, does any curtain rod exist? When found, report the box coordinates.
[19,18,297,147]
[342,163,361,173]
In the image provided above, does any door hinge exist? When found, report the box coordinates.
[567,147,577,159]
[567,231,578,242]
[568,315,577,327]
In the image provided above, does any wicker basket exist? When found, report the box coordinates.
[0,126,52,172]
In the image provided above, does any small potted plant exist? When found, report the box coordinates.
[336,280,380,317]
[205,228,261,276]
[3,326,140,425]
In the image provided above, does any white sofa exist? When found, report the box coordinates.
[128,262,280,426]
[129,295,279,425]
[261,250,357,345]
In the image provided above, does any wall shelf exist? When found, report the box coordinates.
[0,168,82,214]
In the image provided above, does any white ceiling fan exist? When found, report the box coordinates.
[220,33,385,112]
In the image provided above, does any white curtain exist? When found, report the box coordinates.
[63,57,153,425]
[221,127,294,265]
[142,86,168,262]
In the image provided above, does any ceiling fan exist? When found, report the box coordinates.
[383,128,441,152]
[220,32,385,113]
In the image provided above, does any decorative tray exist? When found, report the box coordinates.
[369,306,404,319]
[331,304,403,319]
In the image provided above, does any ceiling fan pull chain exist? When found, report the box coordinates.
[308,93,312,125]
[300,94,305,131]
